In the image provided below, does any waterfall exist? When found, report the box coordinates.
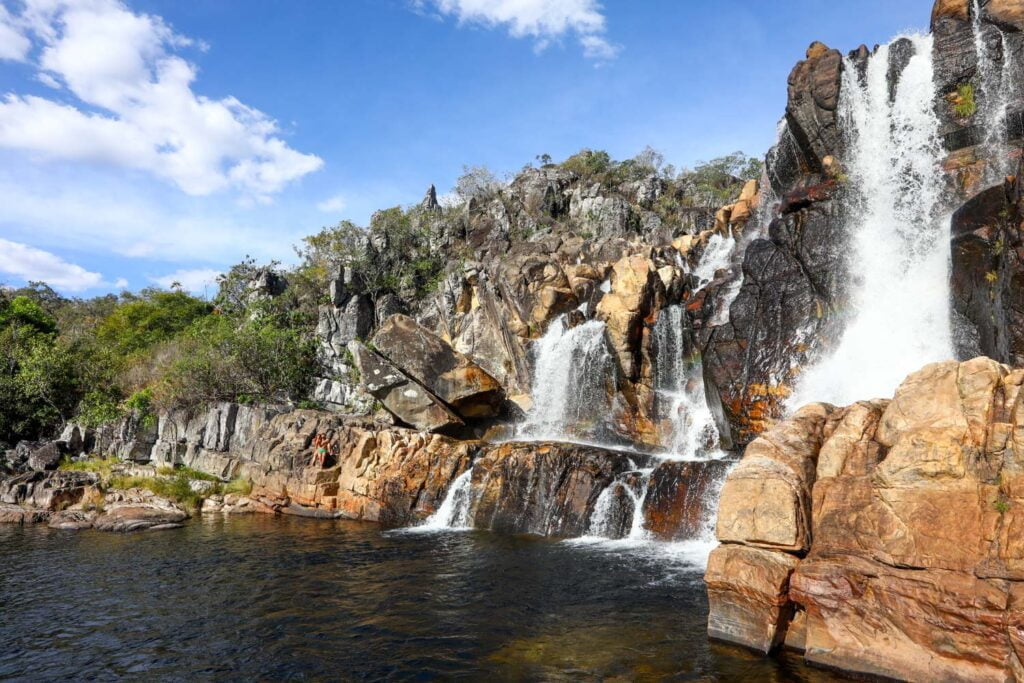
[518,316,616,442]
[653,306,725,461]
[788,35,955,408]
[418,468,475,531]
[691,232,736,291]
[972,0,1016,180]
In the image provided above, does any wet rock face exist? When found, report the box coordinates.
[467,442,642,537]
[784,43,844,179]
[705,357,1024,681]
[951,179,1024,366]
[702,199,847,445]
[641,459,732,541]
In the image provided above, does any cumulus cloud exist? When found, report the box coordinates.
[316,194,347,212]
[0,5,31,61]
[417,0,619,60]
[150,268,221,295]
[0,0,323,200]
[0,238,123,291]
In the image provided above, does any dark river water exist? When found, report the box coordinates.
[0,516,844,681]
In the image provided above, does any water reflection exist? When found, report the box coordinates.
[0,517,846,680]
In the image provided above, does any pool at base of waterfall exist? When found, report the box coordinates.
[0,516,848,680]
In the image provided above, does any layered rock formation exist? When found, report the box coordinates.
[706,357,1024,680]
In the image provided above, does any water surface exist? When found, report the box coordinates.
[1,517,844,680]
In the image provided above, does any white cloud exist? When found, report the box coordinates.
[0,238,121,291]
[150,268,221,295]
[0,0,323,200]
[0,5,30,62]
[417,0,619,60]
[316,194,347,212]
[0,172,306,265]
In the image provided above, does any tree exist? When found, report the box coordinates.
[454,165,502,201]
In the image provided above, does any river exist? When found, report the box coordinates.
[0,517,845,680]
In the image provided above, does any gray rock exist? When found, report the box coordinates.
[352,341,463,432]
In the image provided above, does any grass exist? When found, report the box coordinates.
[222,478,253,496]
[994,499,1011,514]
[108,472,206,511]
[59,455,121,476]
[952,83,977,118]
[156,465,220,482]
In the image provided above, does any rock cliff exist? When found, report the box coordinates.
[706,357,1024,681]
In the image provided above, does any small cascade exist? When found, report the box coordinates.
[789,35,955,407]
[584,466,654,539]
[419,468,475,531]
[652,306,725,461]
[518,316,616,442]
[691,232,737,291]
[972,0,1016,180]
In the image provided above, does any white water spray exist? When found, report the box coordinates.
[418,468,475,531]
[971,0,1016,180]
[653,306,725,461]
[518,316,616,442]
[789,35,955,407]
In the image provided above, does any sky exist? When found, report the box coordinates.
[0,0,933,297]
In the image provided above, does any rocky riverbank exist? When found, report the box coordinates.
[706,358,1024,681]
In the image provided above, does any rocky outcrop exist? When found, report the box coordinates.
[166,410,478,527]
[352,342,464,432]
[465,442,643,537]
[371,314,505,418]
[951,176,1024,366]
[705,357,1024,681]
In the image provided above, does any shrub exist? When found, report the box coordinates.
[950,84,977,118]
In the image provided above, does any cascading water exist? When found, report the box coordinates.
[417,468,475,531]
[518,315,616,442]
[653,306,725,461]
[691,232,736,291]
[788,34,956,408]
[972,0,1016,180]
[582,305,729,545]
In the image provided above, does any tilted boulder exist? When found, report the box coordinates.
[596,254,663,381]
[372,314,505,418]
[352,341,463,432]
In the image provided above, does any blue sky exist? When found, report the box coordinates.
[0,0,932,297]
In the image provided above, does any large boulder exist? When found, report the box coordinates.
[784,42,844,176]
[372,314,505,418]
[596,254,663,381]
[706,358,1024,681]
[352,342,464,432]
[92,500,188,532]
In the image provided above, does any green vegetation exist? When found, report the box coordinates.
[108,472,207,510]
[995,499,1010,514]
[59,455,121,476]
[0,281,317,444]
[223,477,253,496]
[952,84,977,118]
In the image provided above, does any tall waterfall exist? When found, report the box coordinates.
[789,35,956,407]
[653,306,724,461]
[972,0,1017,181]
[518,316,616,442]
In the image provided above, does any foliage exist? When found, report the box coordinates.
[952,83,977,118]
[223,477,253,495]
[59,455,121,476]
[454,165,502,201]
[107,472,206,511]
[678,152,763,208]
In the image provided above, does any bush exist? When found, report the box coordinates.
[952,83,977,118]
